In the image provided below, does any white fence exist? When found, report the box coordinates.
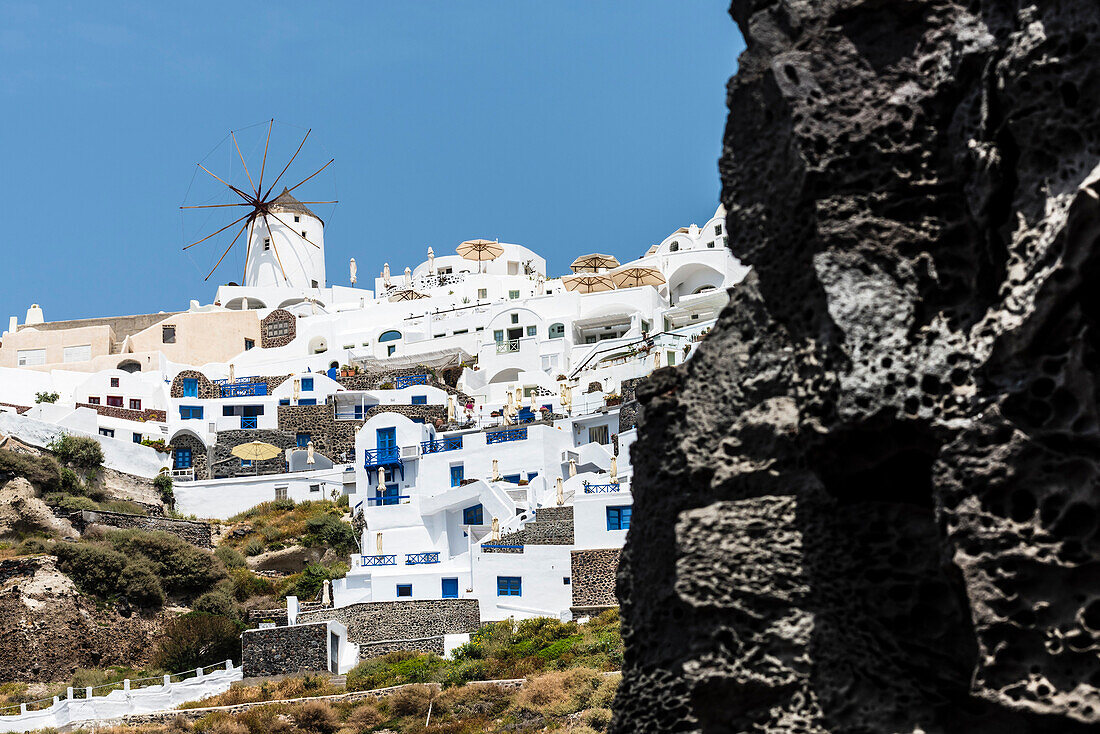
[0,660,241,733]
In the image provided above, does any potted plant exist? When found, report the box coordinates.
[605,392,622,407]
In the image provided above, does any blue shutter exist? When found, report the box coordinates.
[450,465,465,487]
[182,378,198,397]
[442,578,458,599]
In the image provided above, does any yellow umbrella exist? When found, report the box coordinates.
[569,253,620,273]
[610,266,666,289]
[562,273,614,294]
[388,289,428,302]
[456,239,504,272]
[231,441,281,462]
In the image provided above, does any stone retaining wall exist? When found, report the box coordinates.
[241,622,329,678]
[277,403,362,460]
[247,608,289,627]
[76,403,168,423]
[500,516,574,546]
[72,509,212,547]
[617,377,644,434]
[359,635,444,658]
[535,506,574,523]
[298,599,480,645]
[570,548,621,609]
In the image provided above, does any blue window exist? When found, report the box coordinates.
[462,503,482,525]
[298,398,317,406]
[241,459,253,468]
[179,405,203,420]
[376,427,397,461]
[607,506,632,531]
[377,484,401,506]
[396,584,412,597]
[497,576,521,596]
[222,406,235,416]
[174,447,192,469]
[379,330,402,343]
[451,465,465,488]
[528,472,538,480]
[503,474,521,484]
[182,378,198,397]
[442,578,459,599]
[132,433,141,443]
[296,433,310,448]
[411,395,427,405]
[279,399,290,406]
[301,377,314,391]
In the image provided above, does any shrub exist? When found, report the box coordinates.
[229,568,276,601]
[346,651,446,691]
[59,467,82,493]
[269,498,295,512]
[583,707,613,731]
[118,561,167,607]
[0,449,61,493]
[54,495,99,512]
[52,542,132,598]
[106,530,226,596]
[49,434,104,469]
[152,612,243,671]
[215,546,247,569]
[154,473,174,503]
[193,590,240,622]
[34,391,59,404]
[303,514,357,555]
[285,562,348,600]
[387,684,432,717]
[291,700,339,733]
[243,538,264,556]
[343,702,385,732]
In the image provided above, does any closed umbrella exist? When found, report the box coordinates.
[383,262,390,286]
[306,440,315,465]
[610,265,666,289]
[446,395,455,422]
[456,239,504,272]
[376,532,383,554]
[610,455,618,482]
[492,459,500,481]
[228,363,235,383]
[654,350,662,369]
[378,466,386,486]
[562,274,615,294]
[514,386,522,406]
[570,253,620,273]
[491,517,500,541]
[427,247,435,273]
[404,266,411,283]
[569,458,577,478]
[556,477,564,506]
[350,258,357,285]
[293,379,300,403]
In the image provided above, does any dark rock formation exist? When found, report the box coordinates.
[613,1,1100,732]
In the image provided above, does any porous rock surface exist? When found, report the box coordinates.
[613,1,1100,732]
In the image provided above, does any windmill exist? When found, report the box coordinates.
[181,119,337,284]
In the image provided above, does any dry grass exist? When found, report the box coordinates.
[291,700,340,733]
[179,674,341,709]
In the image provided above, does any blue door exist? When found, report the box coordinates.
[450,464,464,487]
[376,427,397,461]
[442,578,458,599]
[377,483,400,506]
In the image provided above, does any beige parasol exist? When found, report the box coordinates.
[610,265,666,289]
[231,441,281,462]
[350,258,357,285]
[306,440,315,465]
[456,239,504,272]
[228,363,235,382]
[404,266,411,282]
[293,379,300,402]
[569,253,620,273]
[427,246,435,273]
[569,458,577,477]
[446,395,455,422]
[491,517,500,541]
[383,262,390,286]
[562,273,615,294]
[556,477,564,506]
[492,459,500,482]
[514,386,522,406]
[388,289,428,302]
[375,532,383,554]
[610,455,618,482]
[378,466,386,486]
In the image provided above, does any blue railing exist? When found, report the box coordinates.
[213,375,261,385]
[240,416,258,429]
[363,446,401,465]
[366,495,410,506]
[486,427,528,444]
[221,382,268,397]
[406,552,440,565]
[394,374,429,389]
[584,483,622,494]
[360,554,397,566]
[421,436,463,454]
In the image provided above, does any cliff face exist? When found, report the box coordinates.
[613,2,1100,732]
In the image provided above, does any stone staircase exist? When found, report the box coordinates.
[498,506,574,546]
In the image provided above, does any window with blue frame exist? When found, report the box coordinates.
[279,399,290,406]
[441,578,459,599]
[174,447,192,469]
[241,459,253,468]
[379,330,402,342]
[301,377,314,391]
[450,464,465,487]
[296,433,310,448]
[396,584,412,597]
[411,395,427,405]
[182,378,198,397]
[222,406,234,416]
[462,503,482,525]
[497,576,521,596]
[502,474,521,484]
[607,506,632,531]
[376,427,397,460]
[179,406,203,420]
[528,472,538,480]
[298,398,317,406]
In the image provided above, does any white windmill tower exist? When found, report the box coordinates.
[244,188,327,289]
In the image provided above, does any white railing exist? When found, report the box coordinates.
[0,660,240,733]
[496,339,521,354]
[170,468,195,482]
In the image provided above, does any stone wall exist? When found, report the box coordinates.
[500,517,574,546]
[570,548,620,610]
[534,506,573,523]
[209,429,298,478]
[241,622,329,678]
[277,403,362,461]
[260,310,296,349]
[247,608,289,627]
[297,599,479,645]
[76,403,167,423]
[617,377,644,434]
[71,509,213,547]
[0,402,31,415]
[168,433,208,481]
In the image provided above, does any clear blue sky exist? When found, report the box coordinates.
[0,1,743,323]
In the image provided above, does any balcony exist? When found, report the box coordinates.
[496,339,521,354]
[421,436,463,454]
[366,495,410,506]
[486,426,528,444]
[406,551,440,565]
[170,468,194,482]
[213,375,261,385]
[394,374,429,389]
[221,382,268,398]
[240,416,258,430]
[360,554,397,566]
[583,482,622,494]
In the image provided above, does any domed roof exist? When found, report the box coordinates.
[270,188,322,224]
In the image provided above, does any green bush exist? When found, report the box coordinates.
[269,498,295,512]
[53,495,99,512]
[59,467,82,493]
[346,651,447,691]
[193,590,240,622]
[214,546,246,569]
[52,542,136,598]
[153,473,174,504]
[152,612,243,671]
[0,449,61,493]
[290,700,339,734]
[284,562,347,600]
[105,530,226,596]
[118,561,166,607]
[302,514,356,555]
[49,434,104,469]
[34,391,59,404]
[243,538,265,556]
